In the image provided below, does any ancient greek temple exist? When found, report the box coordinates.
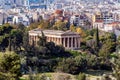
[29,28,80,50]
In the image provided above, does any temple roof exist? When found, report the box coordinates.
[29,28,79,36]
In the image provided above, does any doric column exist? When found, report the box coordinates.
[35,36,37,45]
[71,37,73,48]
[63,38,66,48]
[58,38,60,45]
[48,37,50,42]
[47,37,48,42]
[75,37,77,48]
[53,37,55,42]
[78,37,80,48]
[60,38,62,45]
[57,38,59,45]
[29,35,31,44]
[51,37,53,42]
[67,37,69,48]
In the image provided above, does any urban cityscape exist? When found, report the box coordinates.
[0,0,120,80]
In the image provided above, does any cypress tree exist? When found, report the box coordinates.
[8,37,12,51]
[94,26,99,47]
[94,27,100,55]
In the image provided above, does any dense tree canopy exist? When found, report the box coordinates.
[0,51,21,80]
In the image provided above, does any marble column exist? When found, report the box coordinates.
[53,37,55,42]
[35,36,37,45]
[78,38,80,48]
[75,37,77,48]
[67,37,69,48]
[47,37,50,42]
[29,36,31,44]
[71,37,73,48]
[57,38,59,45]
[63,38,66,47]
[60,38,62,45]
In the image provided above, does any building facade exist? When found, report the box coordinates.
[29,28,81,50]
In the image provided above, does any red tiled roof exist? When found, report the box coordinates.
[95,20,103,22]
[55,10,63,14]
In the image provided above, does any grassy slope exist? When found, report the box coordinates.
[20,72,76,80]
[20,71,112,80]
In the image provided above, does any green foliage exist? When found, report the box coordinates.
[118,36,120,43]
[99,39,116,59]
[85,29,96,37]
[56,56,87,74]
[0,24,14,50]
[37,31,47,47]
[0,51,21,80]
[53,21,68,31]
[0,23,25,51]
[8,29,23,51]
[22,32,31,52]
[15,23,26,31]
[110,52,120,80]
[77,73,86,80]
[85,36,93,40]
[85,54,98,69]
[28,22,40,30]
[68,50,81,57]
[0,23,13,35]
[94,27,99,49]
[56,58,78,74]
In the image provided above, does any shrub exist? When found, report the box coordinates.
[77,73,86,80]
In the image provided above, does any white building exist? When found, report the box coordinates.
[93,20,104,29]
[70,15,80,26]
[13,15,23,24]
[13,15,30,26]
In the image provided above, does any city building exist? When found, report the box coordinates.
[29,28,81,50]
[70,15,80,26]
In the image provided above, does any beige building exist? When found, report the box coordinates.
[29,28,81,50]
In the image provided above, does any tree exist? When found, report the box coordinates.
[28,22,39,30]
[37,31,47,47]
[22,32,31,51]
[9,29,23,51]
[0,51,21,80]
[70,24,76,31]
[110,53,120,80]
[99,39,116,59]
[77,73,86,80]
[94,27,99,48]
[16,23,25,31]
[53,21,67,31]
[76,27,85,37]
[8,36,12,51]
[38,20,51,29]
[0,24,13,51]
[118,36,120,43]
[56,56,87,74]
[56,58,78,74]
[85,54,98,69]
[45,42,65,57]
